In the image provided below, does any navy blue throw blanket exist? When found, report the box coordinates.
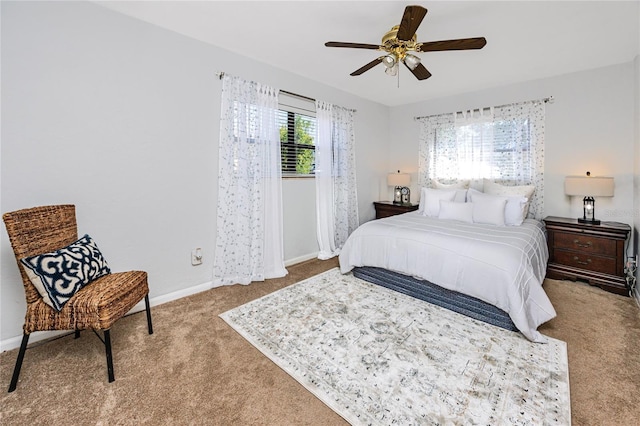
[352,266,518,332]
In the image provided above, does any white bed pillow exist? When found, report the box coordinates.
[472,197,507,226]
[468,189,528,226]
[418,187,428,213]
[438,200,473,223]
[483,179,535,217]
[420,188,457,217]
[433,179,469,202]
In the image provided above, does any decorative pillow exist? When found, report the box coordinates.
[433,179,469,202]
[420,188,457,217]
[418,187,440,213]
[438,200,474,223]
[472,197,507,226]
[468,189,528,226]
[20,234,111,311]
[483,179,535,216]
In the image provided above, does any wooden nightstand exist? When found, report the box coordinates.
[373,201,419,219]
[544,216,631,295]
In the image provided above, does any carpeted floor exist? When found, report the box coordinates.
[1,257,639,425]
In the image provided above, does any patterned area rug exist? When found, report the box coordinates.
[220,268,571,425]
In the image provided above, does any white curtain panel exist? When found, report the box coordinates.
[315,101,359,260]
[493,100,546,219]
[418,99,545,219]
[417,113,456,190]
[213,74,287,285]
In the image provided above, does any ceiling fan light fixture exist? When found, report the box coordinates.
[404,54,421,70]
[325,5,486,82]
[384,63,398,76]
[382,54,397,68]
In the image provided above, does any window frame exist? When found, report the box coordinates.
[279,92,316,178]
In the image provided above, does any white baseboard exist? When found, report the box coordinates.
[1,330,71,353]
[0,280,216,352]
[0,253,321,352]
[285,252,319,267]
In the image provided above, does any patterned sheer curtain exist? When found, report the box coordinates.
[417,99,545,219]
[213,74,287,285]
[315,101,359,259]
[417,113,456,190]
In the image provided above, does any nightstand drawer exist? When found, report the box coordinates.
[554,232,615,256]
[544,216,631,295]
[554,249,617,275]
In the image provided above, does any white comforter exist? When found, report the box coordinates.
[339,212,556,342]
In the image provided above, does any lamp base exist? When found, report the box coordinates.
[578,218,601,225]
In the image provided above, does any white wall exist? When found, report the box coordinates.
[0,1,390,345]
[388,62,637,236]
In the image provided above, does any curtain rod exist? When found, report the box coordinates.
[216,71,357,112]
[280,90,316,103]
[414,96,554,121]
[216,72,314,101]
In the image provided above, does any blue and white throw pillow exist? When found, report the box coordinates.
[20,234,111,311]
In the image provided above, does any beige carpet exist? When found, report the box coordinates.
[1,257,639,425]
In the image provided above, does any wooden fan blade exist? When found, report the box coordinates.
[396,5,428,41]
[350,57,383,76]
[325,41,381,50]
[417,37,487,52]
[405,62,432,80]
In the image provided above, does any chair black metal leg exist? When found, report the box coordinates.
[104,330,115,383]
[144,294,153,335]
[8,333,30,392]
[74,330,81,339]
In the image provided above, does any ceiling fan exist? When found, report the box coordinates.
[325,5,487,81]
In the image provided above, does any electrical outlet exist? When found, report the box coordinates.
[191,248,203,266]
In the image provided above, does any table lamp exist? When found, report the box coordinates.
[387,171,411,205]
[564,172,614,225]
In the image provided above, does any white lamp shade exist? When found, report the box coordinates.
[384,64,398,76]
[387,173,410,187]
[382,54,397,68]
[564,176,614,197]
[404,54,421,70]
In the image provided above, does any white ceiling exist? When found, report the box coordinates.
[95,1,639,107]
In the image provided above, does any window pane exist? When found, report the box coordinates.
[279,110,315,175]
[432,116,533,183]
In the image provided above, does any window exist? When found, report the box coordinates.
[446,115,533,182]
[279,92,316,176]
[417,99,546,218]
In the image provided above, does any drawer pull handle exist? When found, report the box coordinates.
[573,239,592,248]
[573,256,591,265]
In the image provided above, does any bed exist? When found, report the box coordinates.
[338,211,556,342]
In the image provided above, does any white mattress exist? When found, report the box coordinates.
[339,211,556,342]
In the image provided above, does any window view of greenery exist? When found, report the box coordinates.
[279,110,315,175]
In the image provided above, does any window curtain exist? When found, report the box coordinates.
[315,101,359,259]
[417,112,456,190]
[417,99,545,219]
[492,101,545,218]
[213,74,287,285]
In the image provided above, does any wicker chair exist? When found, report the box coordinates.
[2,204,153,392]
